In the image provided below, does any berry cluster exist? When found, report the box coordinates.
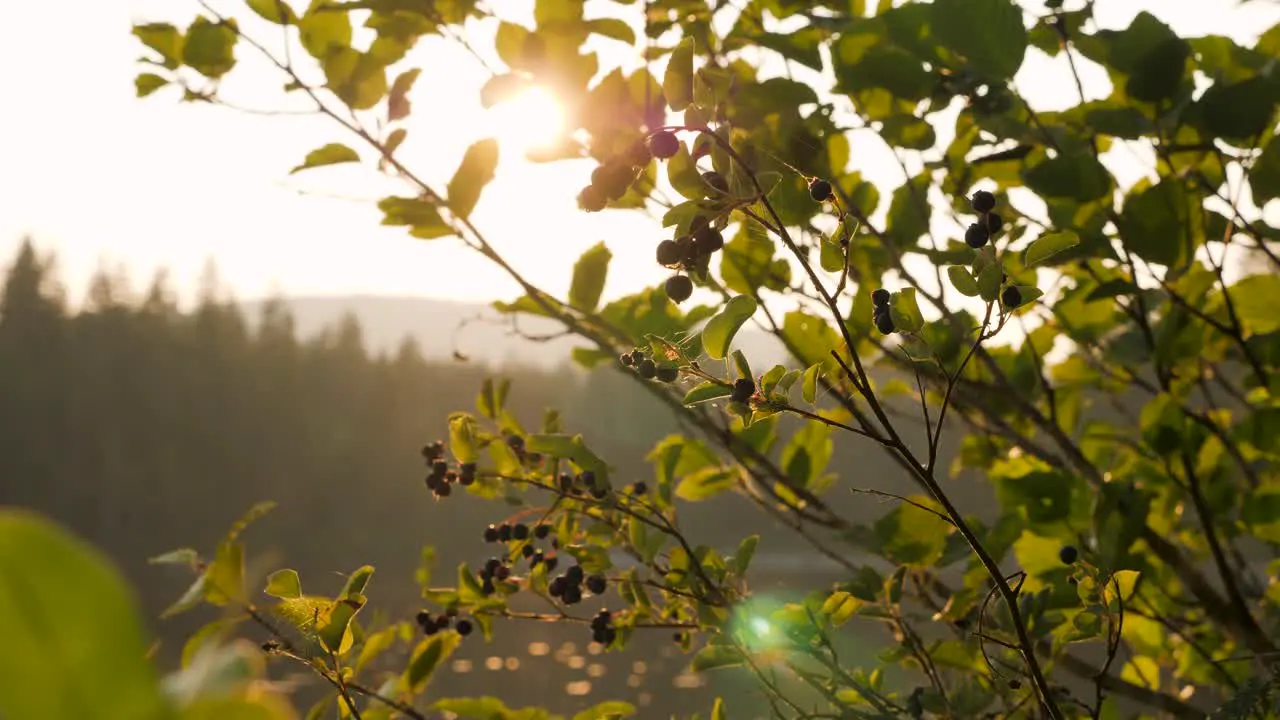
[416,608,474,637]
[503,434,543,466]
[731,377,755,404]
[577,140,651,213]
[656,215,724,305]
[590,608,617,647]
[620,347,680,383]
[548,562,608,606]
[553,469,609,499]
[963,190,1004,249]
[421,441,477,498]
[871,288,894,335]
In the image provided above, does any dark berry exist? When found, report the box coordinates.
[871,288,890,307]
[425,474,441,491]
[563,584,583,605]
[984,212,1004,235]
[566,565,585,584]
[597,164,633,201]
[512,523,529,540]
[423,621,439,636]
[458,471,475,486]
[578,470,595,487]
[590,484,608,499]
[702,171,728,194]
[875,312,896,335]
[630,481,647,495]
[1059,545,1078,564]
[481,578,496,596]
[1001,285,1023,309]
[971,190,996,214]
[485,557,502,575]
[692,226,724,254]
[673,632,686,643]
[731,378,755,404]
[484,525,500,543]
[619,352,635,366]
[531,550,544,566]
[809,178,833,202]
[586,574,608,594]
[647,130,680,160]
[964,223,990,249]
[435,616,451,631]
[628,140,652,166]
[506,435,524,451]
[498,524,512,542]
[549,576,566,597]
[1009,679,1022,690]
[495,565,511,581]
[689,215,709,234]
[446,607,459,618]
[434,482,452,497]
[558,473,574,493]
[629,349,645,365]
[656,240,681,266]
[591,609,611,630]
[522,544,536,558]
[637,358,657,380]
[655,366,679,383]
[416,610,432,627]
[431,460,448,477]
[665,275,693,303]
[455,619,473,636]
[578,185,607,212]
[534,524,550,539]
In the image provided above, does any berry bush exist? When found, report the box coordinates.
[5,2,1280,720]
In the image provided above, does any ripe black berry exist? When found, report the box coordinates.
[731,378,755,404]
[481,578,496,596]
[871,288,890,307]
[484,557,502,575]
[549,576,566,597]
[875,311,896,335]
[416,610,431,627]
[512,523,529,540]
[647,131,680,160]
[455,619,473,636]
[531,550,544,566]
[566,565,585,585]
[434,615,451,631]
[637,358,657,380]
[630,481,647,495]
[809,178,833,202]
[484,525,499,542]
[665,274,693,303]
[586,574,607,594]
[1009,679,1022,690]
[971,190,996,214]
[534,524,550,539]
[628,140,652,166]
[590,484,608,499]
[689,215,709,234]
[1001,285,1023,309]
[522,544,535,558]
[578,471,595,488]
[562,584,583,605]
[494,565,510,581]
[434,482,452,497]
[702,171,728,194]
[1059,545,1078,564]
[594,163,633,201]
[578,185,607,212]
[692,226,724,254]
[656,240,681,266]
[985,212,1004,235]
[498,524,512,542]
[655,366,679,383]
[431,460,447,477]
[964,223,990,249]
[506,435,524,451]
[619,352,635,366]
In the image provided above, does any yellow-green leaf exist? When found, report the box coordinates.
[245,0,297,24]
[403,632,461,693]
[947,266,981,297]
[133,23,184,70]
[290,143,360,174]
[1024,230,1081,267]
[663,37,695,112]
[447,138,500,220]
[702,295,758,360]
[265,569,302,599]
[569,242,611,312]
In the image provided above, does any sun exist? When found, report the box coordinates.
[487,87,566,154]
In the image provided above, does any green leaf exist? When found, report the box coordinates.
[1024,230,1081,267]
[801,363,821,404]
[449,414,479,464]
[732,535,759,576]
[675,466,737,501]
[663,37,695,112]
[702,295,759,360]
[947,266,981,297]
[290,143,360,174]
[821,591,863,627]
[585,18,635,45]
[930,0,1028,81]
[378,196,453,240]
[1119,180,1194,267]
[1023,153,1112,202]
[1230,272,1280,335]
[666,141,704,200]
[976,261,1003,302]
[135,73,169,98]
[889,288,924,333]
[684,382,733,406]
[690,644,745,672]
[317,594,365,655]
[0,509,168,720]
[1250,134,1280,205]
[447,138,500,220]
[880,115,936,150]
[245,0,297,24]
[299,0,351,60]
[150,547,200,567]
[574,701,637,720]
[341,565,374,598]
[182,16,238,79]
[569,242,611,312]
[479,73,531,109]
[133,23,185,70]
[264,569,302,599]
[404,631,462,693]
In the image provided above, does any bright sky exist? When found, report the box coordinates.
[1,0,1277,311]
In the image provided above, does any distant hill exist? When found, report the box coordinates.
[241,294,792,368]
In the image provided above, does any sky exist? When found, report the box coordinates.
[0,0,1277,311]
